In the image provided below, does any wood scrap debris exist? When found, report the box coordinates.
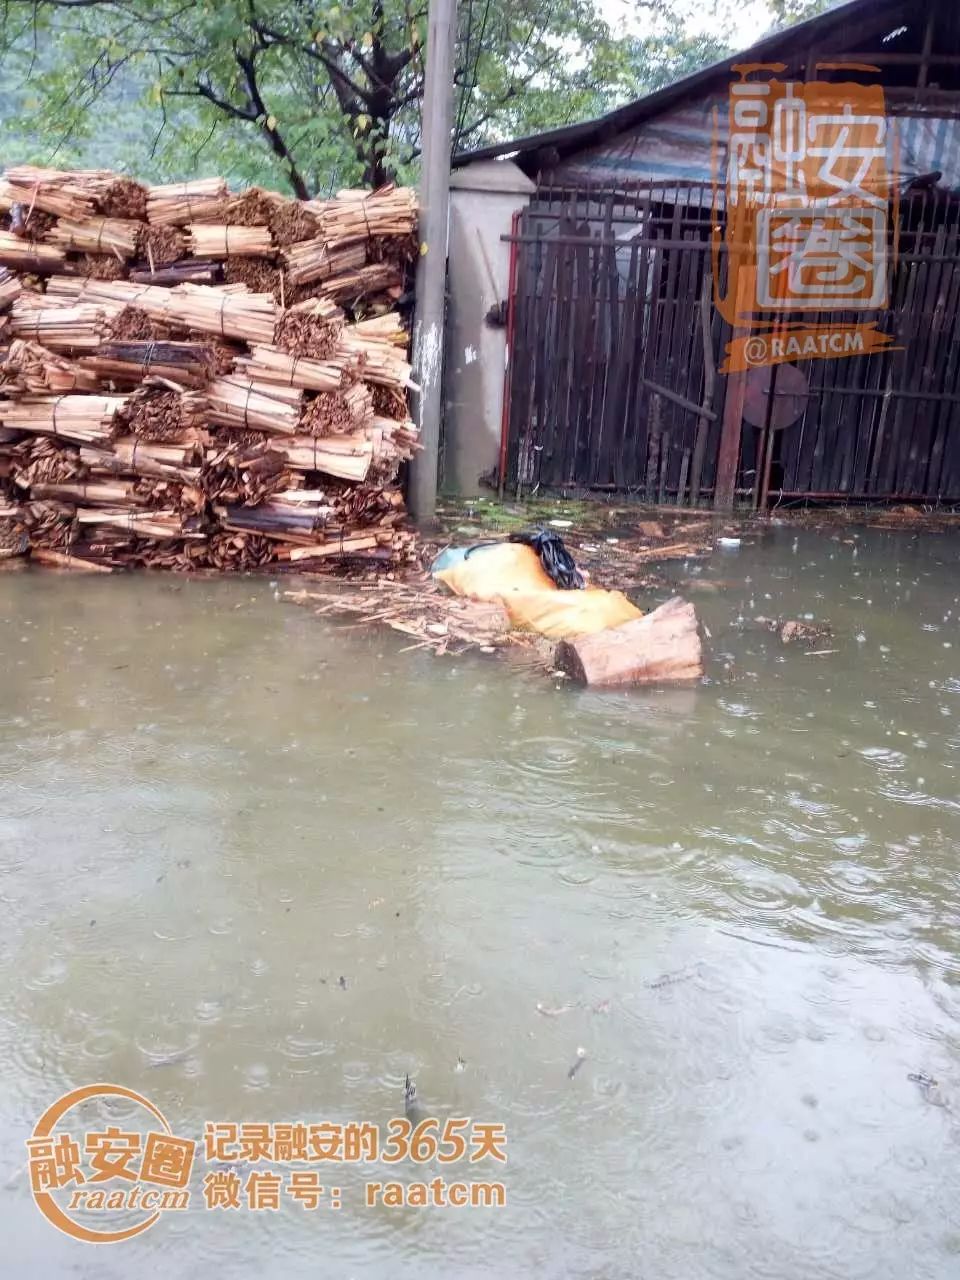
[284,574,520,657]
[0,165,419,572]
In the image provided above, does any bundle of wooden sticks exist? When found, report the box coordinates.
[0,167,419,572]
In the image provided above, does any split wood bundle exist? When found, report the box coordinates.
[225,257,285,303]
[47,216,141,258]
[0,516,27,557]
[3,166,100,219]
[81,340,217,388]
[117,382,207,442]
[271,433,374,481]
[336,325,412,390]
[235,344,351,392]
[21,212,58,242]
[225,186,281,227]
[31,479,142,505]
[371,414,420,463]
[308,187,418,250]
[300,384,374,436]
[371,384,409,420]
[10,437,86,490]
[147,178,229,226]
[81,439,202,484]
[0,231,66,272]
[52,278,278,345]
[2,339,100,394]
[0,393,126,445]
[193,530,277,570]
[267,199,318,248]
[352,312,408,346]
[206,376,303,435]
[275,295,344,359]
[20,498,77,548]
[132,476,206,514]
[10,300,120,350]
[76,253,128,281]
[104,306,187,343]
[0,267,21,310]
[187,224,274,258]
[282,239,365,287]
[6,167,149,222]
[202,438,294,506]
[225,188,281,227]
[137,225,187,269]
[0,163,417,573]
[99,176,149,221]
[76,507,203,540]
[320,261,402,304]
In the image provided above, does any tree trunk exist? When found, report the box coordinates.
[555,597,702,688]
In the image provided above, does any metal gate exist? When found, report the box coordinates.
[504,182,960,506]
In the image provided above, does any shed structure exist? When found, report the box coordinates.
[453,0,960,507]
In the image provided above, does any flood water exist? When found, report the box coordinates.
[0,524,958,1278]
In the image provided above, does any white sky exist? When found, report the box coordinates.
[598,0,780,47]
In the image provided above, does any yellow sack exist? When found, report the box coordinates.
[434,542,555,597]
[504,587,642,638]
[435,543,643,639]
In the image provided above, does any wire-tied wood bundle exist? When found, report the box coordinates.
[138,225,187,270]
[187,224,275,258]
[272,433,374,481]
[202,438,293,507]
[282,239,365,287]
[10,436,86,489]
[3,166,102,219]
[0,231,66,272]
[320,262,403,304]
[0,393,126,445]
[0,267,21,311]
[206,376,303,436]
[307,186,418,250]
[0,164,418,571]
[82,438,203,483]
[300,384,375,436]
[275,295,344,359]
[268,199,319,248]
[235,344,352,392]
[2,339,100,394]
[337,324,413,390]
[47,216,141,258]
[50,278,277,345]
[117,381,207,442]
[81,339,217,388]
[10,299,120,350]
[224,188,282,227]
[147,178,229,226]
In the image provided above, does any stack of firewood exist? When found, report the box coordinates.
[0,167,419,572]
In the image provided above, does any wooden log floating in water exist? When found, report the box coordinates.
[555,597,703,688]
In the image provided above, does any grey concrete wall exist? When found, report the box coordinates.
[442,160,534,496]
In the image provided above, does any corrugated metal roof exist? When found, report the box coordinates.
[452,0,909,173]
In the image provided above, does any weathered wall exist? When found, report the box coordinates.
[442,160,534,495]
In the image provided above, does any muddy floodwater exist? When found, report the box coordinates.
[1,525,959,1278]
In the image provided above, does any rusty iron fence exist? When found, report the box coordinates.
[503,181,960,506]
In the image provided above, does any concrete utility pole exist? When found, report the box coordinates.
[409,0,457,525]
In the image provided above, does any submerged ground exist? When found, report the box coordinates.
[0,524,958,1277]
